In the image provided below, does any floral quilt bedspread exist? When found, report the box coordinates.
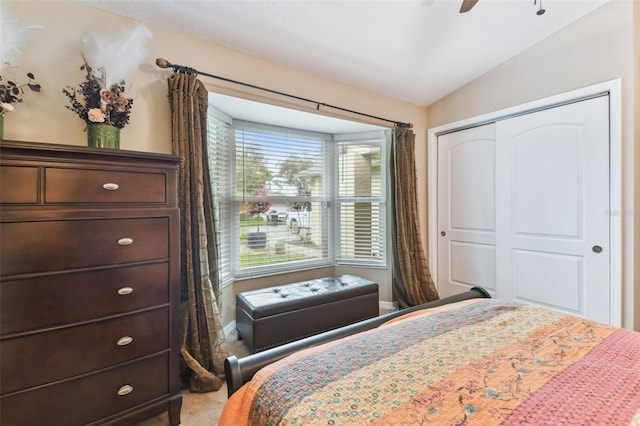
[219,299,640,425]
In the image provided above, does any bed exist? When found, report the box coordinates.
[219,288,640,425]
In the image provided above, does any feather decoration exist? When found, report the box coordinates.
[82,24,152,89]
[0,8,42,72]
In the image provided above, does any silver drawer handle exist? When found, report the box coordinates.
[102,183,120,191]
[117,287,134,295]
[117,237,134,246]
[117,385,133,396]
[117,336,134,346]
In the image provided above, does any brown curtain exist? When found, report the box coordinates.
[391,127,439,308]
[167,72,227,392]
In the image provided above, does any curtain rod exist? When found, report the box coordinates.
[156,58,413,128]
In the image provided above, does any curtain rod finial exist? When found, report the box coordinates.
[156,58,172,69]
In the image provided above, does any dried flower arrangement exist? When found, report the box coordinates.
[62,25,151,130]
[63,59,133,129]
[1,9,42,116]
[0,72,41,115]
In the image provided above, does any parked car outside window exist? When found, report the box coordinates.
[260,209,287,222]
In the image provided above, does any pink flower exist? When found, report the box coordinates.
[1,102,15,112]
[88,108,106,123]
[114,96,128,112]
[100,89,115,104]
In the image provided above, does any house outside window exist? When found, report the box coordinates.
[207,101,388,284]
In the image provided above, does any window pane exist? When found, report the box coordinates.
[338,143,382,197]
[239,200,327,271]
[235,128,324,200]
[206,111,234,285]
[337,139,386,265]
[234,126,330,276]
[339,202,384,262]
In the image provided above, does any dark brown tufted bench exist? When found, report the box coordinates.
[235,275,379,353]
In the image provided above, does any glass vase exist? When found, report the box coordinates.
[87,123,120,149]
[0,114,4,140]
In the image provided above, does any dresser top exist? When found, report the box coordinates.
[0,140,183,166]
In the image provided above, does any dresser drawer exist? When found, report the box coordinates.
[1,307,169,394]
[0,217,170,276]
[0,165,39,204]
[44,167,167,204]
[1,263,169,335]
[0,352,169,426]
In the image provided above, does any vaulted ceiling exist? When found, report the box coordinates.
[79,0,609,106]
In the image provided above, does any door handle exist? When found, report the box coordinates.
[592,245,603,253]
[440,231,446,237]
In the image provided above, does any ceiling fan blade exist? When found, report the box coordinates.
[459,0,480,13]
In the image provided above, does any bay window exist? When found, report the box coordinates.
[207,97,387,284]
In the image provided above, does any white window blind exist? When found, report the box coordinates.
[206,107,234,286]
[335,132,386,266]
[233,122,331,277]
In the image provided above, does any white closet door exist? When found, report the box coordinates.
[495,96,610,323]
[437,124,496,298]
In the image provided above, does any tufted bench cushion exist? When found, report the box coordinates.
[236,275,379,352]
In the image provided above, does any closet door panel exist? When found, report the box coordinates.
[496,95,610,323]
[437,124,496,297]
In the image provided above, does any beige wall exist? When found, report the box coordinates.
[427,0,639,330]
[5,1,427,327]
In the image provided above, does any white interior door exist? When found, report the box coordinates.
[437,124,496,298]
[437,96,611,324]
[495,96,610,323]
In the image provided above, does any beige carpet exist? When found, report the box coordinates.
[137,335,251,426]
[136,385,230,426]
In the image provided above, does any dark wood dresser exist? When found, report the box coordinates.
[0,140,183,426]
